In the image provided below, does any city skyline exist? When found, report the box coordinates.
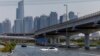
[0,0,100,26]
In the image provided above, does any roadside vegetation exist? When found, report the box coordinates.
[0,41,16,52]
[71,38,100,47]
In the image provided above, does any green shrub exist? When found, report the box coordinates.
[77,42,84,47]
[97,41,100,45]
[1,42,16,52]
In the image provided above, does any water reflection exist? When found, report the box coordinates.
[10,45,100,56]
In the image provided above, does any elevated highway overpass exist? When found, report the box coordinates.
[34,11,100,50]
[34,11,100,36]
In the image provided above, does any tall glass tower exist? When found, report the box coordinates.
[16,0,24,19]
[13,0,24,33]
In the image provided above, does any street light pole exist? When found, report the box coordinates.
[64,4,69,21]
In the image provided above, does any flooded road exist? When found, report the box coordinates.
[8,45,100,56]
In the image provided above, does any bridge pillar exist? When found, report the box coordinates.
[49,36,58,46]
[51,37,57,45]
[47,35,60,46]
[57,37,60,44]
[84,33,90,50]
[53,38,56,44]
[54,37,58,45]
[65,35,70,48]
[50,37,53,45]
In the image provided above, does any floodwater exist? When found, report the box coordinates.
[8,45,100,56]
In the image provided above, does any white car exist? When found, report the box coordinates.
[40,47,58,51]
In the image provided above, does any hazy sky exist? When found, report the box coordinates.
[0,0,100,26]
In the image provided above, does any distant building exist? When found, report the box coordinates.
[59,14,67,23]
[14,19,23,33]
[16,0,24,19]
[13,0,24,33]
[2,19,11,33]
[12,25,15,33]
[47,16,50,26]
[49,12,58,26]
[39,15,48,29]
[0,23,3,34]
[16,8,20,19]
[23,16,33,33]
[69,11,78,20]
[34,12,58,31]
[59,15,63,23]
[34,17,40,31]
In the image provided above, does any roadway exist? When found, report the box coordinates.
[7,45,100,56]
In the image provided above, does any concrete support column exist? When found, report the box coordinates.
[50,38,53,45]
[52,37,58,46]
[48,36,60,46]
[57,37,60,44]
[48,37,54,45]
[84,33,90,50]
[43,34,48,46]
[65,35,70,48]
[44,36,48,46]
[54,37,58,45]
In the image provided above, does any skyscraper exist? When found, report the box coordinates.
[2,19,11,33]
[49,12,58,26]
[12,25,15,33]
[40,15,48,29]
[47,16,50,26]
[34,12,58,32]
[23,16,33,33]
[0,23,3,34]
[16,0,24,19]
[16,8,20,19]
[59,11,78,23]
[14,19,23,33]
[60,15,63,23]
[59,14,67,23]
[69,11,78,20]
[34,17,40,31]
[13,0,24,33]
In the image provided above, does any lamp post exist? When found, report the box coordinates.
[64,4,69,21]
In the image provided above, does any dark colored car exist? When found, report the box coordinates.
[21,44,27,47]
